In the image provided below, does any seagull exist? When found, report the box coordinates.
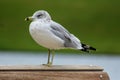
[25,10,96,66]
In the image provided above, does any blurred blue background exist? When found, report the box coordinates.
[0,51,120,80]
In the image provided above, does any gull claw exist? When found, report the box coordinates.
[42,63,52,67]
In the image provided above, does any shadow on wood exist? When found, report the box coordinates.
[0,65,110,80]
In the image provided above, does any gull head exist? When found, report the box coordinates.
[25,10,51,21]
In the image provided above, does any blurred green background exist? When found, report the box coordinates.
[0,0,120,54]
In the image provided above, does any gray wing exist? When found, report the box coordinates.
[50,21,82,49]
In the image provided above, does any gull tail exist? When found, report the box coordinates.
[81,43,96,52]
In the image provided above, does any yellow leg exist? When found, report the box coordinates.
[51,50,55,65]
[43,49,55,67]
[47,49,51,64]
[43,49,51,66]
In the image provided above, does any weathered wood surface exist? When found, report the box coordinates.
[0,65,103,71]
[0,65,110,80]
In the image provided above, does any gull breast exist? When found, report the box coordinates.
[29,21,64,49]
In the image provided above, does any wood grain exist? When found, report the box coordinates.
[0,65,103,71]
[0,65,110,80]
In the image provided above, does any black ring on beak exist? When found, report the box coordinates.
[25,17,29,21]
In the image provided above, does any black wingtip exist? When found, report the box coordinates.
[81,43,96,52]
[89,46,96,51]
[81,49,90,53]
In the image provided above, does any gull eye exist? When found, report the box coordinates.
[37,14,43,17]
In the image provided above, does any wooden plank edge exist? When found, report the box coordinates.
[0,65,103,71]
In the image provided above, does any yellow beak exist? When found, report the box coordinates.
[25,17,33,21]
